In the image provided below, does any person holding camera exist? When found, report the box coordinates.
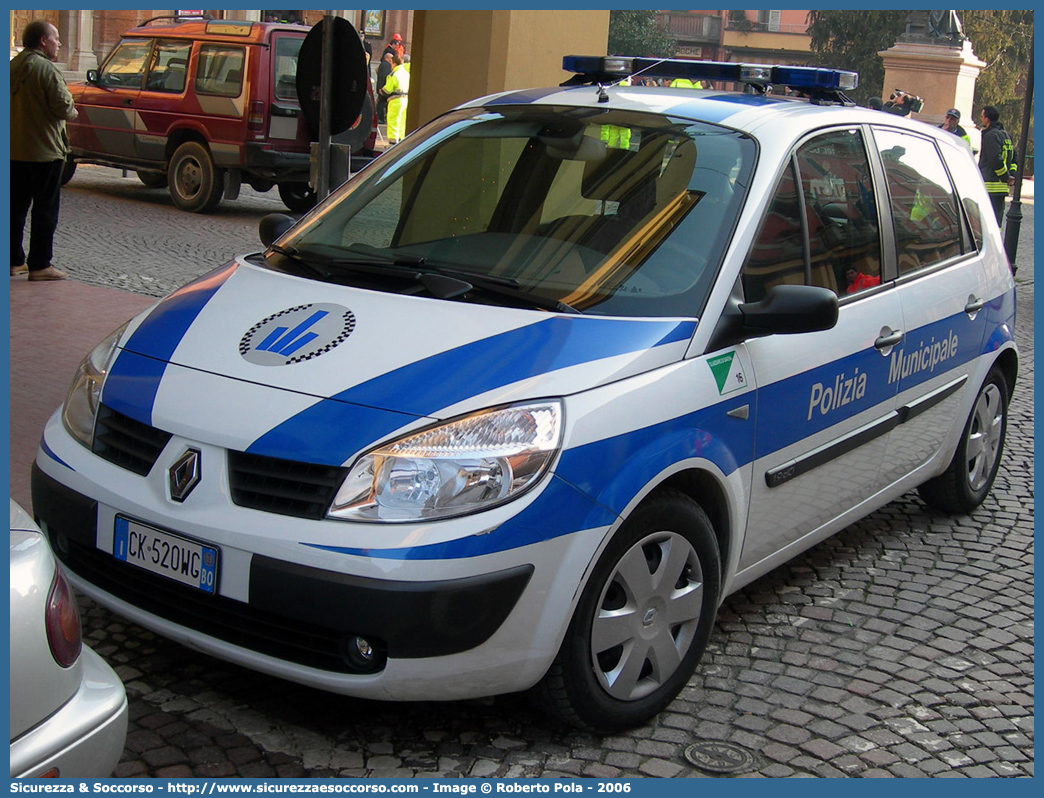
[884,89,922,117]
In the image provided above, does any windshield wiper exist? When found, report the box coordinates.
[271,246,580,314]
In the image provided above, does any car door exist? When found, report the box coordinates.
[70,38,153,160]
[738,127,903,573]
[869,127,990,483]
[132,38,194,163]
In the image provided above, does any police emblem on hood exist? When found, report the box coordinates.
[240,303,355,366]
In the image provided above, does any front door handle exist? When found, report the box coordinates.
[875,327,904,352]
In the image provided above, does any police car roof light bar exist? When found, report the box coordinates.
[562,56,858,105]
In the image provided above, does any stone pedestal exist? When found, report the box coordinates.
[879,38,984,136]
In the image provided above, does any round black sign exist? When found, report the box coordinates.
[295,16,369,140]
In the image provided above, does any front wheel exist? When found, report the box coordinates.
[918,366,1009,512]
[533,490,720,733]
[168,141,224,213]
[278,182,318,214]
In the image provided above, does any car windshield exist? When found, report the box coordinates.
[275,105,755,317]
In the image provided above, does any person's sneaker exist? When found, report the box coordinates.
[27,265,67,281]
[10,264,28,276]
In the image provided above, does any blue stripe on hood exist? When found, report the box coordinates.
[102,263,237,425]
[249,316,696,465]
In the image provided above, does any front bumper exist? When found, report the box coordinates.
[33,465,534,672]
[32,407,612,699]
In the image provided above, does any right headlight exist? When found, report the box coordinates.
[61,323,127,448]
[328,400,563,522]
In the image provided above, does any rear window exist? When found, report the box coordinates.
[273,36,304,101]
[195,45,245,97]
[279,106,755,318]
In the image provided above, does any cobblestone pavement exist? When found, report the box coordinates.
[36,168,1038,777]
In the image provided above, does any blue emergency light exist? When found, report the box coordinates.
[562,56,858,104]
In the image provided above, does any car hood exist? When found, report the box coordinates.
[101,259,696,466]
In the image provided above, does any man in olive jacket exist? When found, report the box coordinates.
[11,20,78,281]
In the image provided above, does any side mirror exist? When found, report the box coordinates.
[258,213,296,247]
[86,69,99,85]
[709,283,838,350]
[740,284,839,335]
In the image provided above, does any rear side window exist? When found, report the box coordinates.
[743,128,882,301]
[145,40,192,93]
[874,129,963,275]
[195,45,245,97]
[98,39,152,89]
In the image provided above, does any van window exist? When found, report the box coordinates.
[145,40,192,93]
[273,36,304,101]
[874,129,962,275]
[98,39,152,89]
[743,129,882,301]
[195,45,245,97]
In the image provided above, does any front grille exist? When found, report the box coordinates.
[92,404,172,475]
[55,537,365,673]
[228,450,348,520]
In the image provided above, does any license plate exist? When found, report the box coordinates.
[113,517,218,594]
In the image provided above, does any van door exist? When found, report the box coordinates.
[266,32,308,148]
[870,128,990,484]
[738,128,902,572]
[71,38,153,160]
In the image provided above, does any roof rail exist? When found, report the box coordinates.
[139,13,212,27]
[561,56,858,106]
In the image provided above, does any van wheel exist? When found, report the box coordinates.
[918,366,1009,513]
[138,171,168,189]
[61,156,77,185]
[168,141,224,213]
[278,182,318,214]
[532,490,720,733]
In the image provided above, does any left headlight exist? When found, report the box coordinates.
[329,400,563,522]
[61,323,127,448]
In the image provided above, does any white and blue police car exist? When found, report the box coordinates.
[32,57,1018,732]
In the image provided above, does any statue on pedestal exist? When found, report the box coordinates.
[900,10,967,47]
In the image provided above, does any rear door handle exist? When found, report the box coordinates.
[965,296,985,315]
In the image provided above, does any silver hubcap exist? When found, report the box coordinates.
[590,531,704,701]
[966,383,1004,491]
[177,158,202,198]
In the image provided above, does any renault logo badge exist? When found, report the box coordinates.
[169,449,202,502]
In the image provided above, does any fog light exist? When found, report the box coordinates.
[353,636,374,660]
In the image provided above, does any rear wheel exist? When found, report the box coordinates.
[137,170,168,189]
[168,141,224,213]
[533,490,720,733]
[278,182,318,214]
[918,366,1009,512]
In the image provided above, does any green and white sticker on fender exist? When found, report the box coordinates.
[708,351,747,396]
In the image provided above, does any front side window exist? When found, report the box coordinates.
[144,39,193,93]
[195,45,245,97]
[99,39,152,89]
[743,128,882,301]
[273,106,755,317]
[875,129,964,274]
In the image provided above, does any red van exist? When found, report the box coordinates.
[64,17,377,213]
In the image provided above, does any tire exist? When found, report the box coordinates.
[60,156,77,186]
[278,182,318,214]
[533,490,720,733]
[168,141,224,213]
[918,366,1009,513]
[137,170,168,189]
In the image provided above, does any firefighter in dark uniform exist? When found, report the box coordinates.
[978,105,1016,225]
